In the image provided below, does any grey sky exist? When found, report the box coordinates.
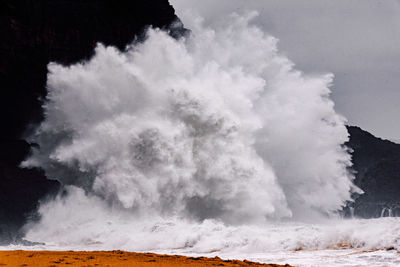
[170,0,400,140]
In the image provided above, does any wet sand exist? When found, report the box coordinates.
[0,250,291,266]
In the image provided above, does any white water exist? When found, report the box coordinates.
[16,11,399,267]
[11,213,400,266]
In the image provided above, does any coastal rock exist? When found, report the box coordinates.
[345,126,400,218]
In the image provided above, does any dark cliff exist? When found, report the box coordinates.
[0,0,185,243]
[345,126,400,218]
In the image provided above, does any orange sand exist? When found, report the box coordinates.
[0,250,292,267]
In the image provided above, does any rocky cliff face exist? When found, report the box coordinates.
[0,0,185,243]
[345,126,400,218]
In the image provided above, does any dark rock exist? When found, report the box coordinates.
[0,0,185,242]
[0,161,59,244]
[345,126,400,218]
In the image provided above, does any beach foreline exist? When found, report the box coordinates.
[0,250,292,266]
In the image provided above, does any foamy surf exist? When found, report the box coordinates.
[4,218,400,267]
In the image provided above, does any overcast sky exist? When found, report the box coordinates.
[170,0,400,140]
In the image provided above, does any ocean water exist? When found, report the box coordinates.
[7,10,398,267]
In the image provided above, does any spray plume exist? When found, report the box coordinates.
[22,12,360,249]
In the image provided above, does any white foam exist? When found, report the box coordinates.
[18,209,400,266]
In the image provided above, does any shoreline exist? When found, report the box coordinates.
[0,250,292,266]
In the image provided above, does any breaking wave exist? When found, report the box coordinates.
[20,12,372,257]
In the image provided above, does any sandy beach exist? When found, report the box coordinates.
[0,251,291,267]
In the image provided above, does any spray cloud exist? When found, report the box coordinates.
[22,12,358,246]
